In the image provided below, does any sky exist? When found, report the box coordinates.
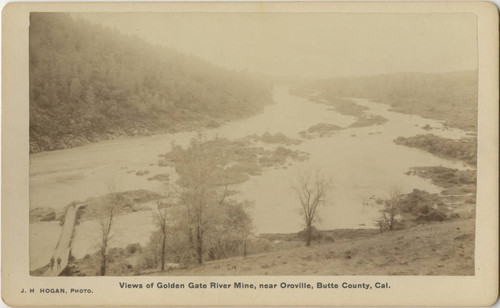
[76,12,477,79]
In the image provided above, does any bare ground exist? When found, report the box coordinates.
[149,218,474,276]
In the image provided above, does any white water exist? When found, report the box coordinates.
[30,85,470,264]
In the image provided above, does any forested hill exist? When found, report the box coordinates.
[29,13,272,153]
[297,71,477,131]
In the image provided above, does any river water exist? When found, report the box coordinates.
[30,85,469,265]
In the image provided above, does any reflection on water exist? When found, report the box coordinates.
[30,85,469,238]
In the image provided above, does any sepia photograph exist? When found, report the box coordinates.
[28,11,479,277]
[2,1,498,306]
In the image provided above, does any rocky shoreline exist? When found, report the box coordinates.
[394,134,477,166]
[30,113,245,154]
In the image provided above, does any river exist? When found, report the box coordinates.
[30,85,468,266]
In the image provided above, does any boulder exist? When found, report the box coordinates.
[29,207,56,223]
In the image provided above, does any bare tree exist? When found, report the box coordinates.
[178,135,230,265]
[98,210,113,276]
[147,232,162,269]
[166,134,255,265]
[154,184,177,271]
[206,199,253,261]
[379,187,403,232]
[97,181,121,276]
[182,181,229,265]
[293,170,330,247]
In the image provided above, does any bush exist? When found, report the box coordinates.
[126,243,142,255]
[297,226,323,241]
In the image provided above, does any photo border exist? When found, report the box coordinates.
[2,2,498,306]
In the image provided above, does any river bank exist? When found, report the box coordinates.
[394,134,477,166]
[144,218,474,276]
[296,71,478,131]
[57,212,475,276]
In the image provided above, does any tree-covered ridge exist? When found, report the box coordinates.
[29,13,272,153]
[298,71,477,131]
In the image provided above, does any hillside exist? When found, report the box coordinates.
[295,71,478,131]
[29,13,272,153]
[147,218,474,276]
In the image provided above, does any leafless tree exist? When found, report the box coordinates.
[97,181,121,276]
[182,182,229,265]
[154,183,177,271]
[179,135,230,265]
[166,134,254,265]
[379,187,403,232]
[293,170,331,247]
[206,199,253,261]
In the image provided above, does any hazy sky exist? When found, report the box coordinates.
[76,13,477,78]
